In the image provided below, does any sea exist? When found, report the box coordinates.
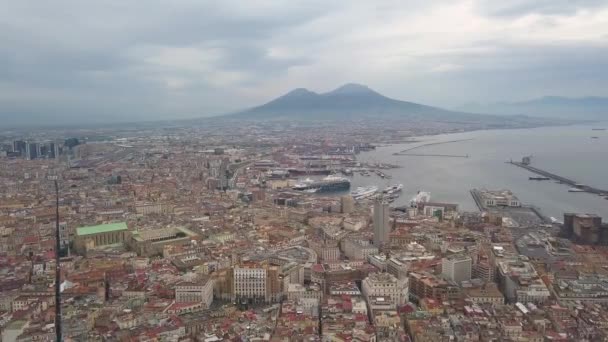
[352,122,608,219]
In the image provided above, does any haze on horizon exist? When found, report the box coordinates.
[1,0,608,126]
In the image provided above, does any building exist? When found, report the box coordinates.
[25,142,39,160]
[497,260,550,304]
[129,226,198,257]
[232,263,282,304]
[309,239,340,262]
[74,222,130,254]
[387,257,409,280]
[373,310,406,340]
[135,202,173,215]
[478,189,521,207]
[420,202,459,219]
[287,283,322,301]
[342,238,378,260]
[464,282,505,305]
[473,257,495,283]
[373,200,390,247]
[563,213,604,244]
[341,195,355,214]
[362,272,408,310]
[442,255,472,284]
[233,265,267,304]
[409,271,461,303]
[12,140,26,156]
[175,278,214,309]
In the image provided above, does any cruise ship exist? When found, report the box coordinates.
[351,186,379,200]
[293,175,351,193]
[383,184,403,194]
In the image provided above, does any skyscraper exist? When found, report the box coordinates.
[373,200,390,247]
[25,142,39,160]
[13,140,26,156]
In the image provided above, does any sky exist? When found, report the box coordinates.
[1,0,608,125]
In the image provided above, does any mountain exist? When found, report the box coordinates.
[458,96,608,119]
[230,83,508,122]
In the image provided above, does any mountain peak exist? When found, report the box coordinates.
[327,83,377,95]
[283,88,317,97]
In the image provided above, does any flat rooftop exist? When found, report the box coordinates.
[76,222,128,236]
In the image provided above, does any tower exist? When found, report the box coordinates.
[373,200,390,247]
[340,195,354,214]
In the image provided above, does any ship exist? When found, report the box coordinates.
[383,184,403,194]
[293,175,351,193]
[529,176,550,181]
[293,178,315,190]
[410,191,431,207]
[351,186,379,200]
[568,188,585,193]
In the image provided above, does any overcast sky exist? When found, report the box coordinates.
[1,0,608,125]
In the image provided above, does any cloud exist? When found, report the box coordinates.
[0,0,607,126]
[476,0,607,17]
[431,64,465,73]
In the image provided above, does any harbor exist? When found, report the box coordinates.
[470,188,550,226]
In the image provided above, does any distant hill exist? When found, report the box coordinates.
[228,83,516,123]
[458,96,608,119]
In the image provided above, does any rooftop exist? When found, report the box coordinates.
[76,222,128,236]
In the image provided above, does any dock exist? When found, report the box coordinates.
[509,161,608,195]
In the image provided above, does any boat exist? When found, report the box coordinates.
[591,136,599,139]
[351,186,379,200]
[293,178,315,190]
[592,128,606,131]
[410,191,431,207]
[383,184,404,194]
[568,188,585,192]
[293,175,351,193]
[529,176,550,181]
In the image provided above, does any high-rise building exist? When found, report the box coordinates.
[340,195,355,214]
[25,142,39,160]
[373,200,390,247]
[562,213,604,244]
[13,140,26,156]
[441,255,472,284]
[48,142,59,159]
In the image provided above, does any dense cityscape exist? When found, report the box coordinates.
[0,119,607,342]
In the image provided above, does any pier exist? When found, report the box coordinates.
[395,153,469,158]
[509,161,608,195]
[392,138,473,156]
